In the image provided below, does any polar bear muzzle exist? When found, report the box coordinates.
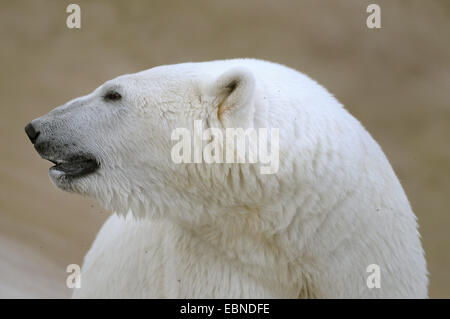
[25,121,100,179]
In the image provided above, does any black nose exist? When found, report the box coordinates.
[25,122,40,144]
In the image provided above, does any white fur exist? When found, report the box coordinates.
[65,59,427,298]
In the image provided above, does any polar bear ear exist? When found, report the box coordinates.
[208,67,255,126]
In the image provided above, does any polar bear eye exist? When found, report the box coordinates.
[103,90,122,102]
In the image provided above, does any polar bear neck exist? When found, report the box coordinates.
[106,171,339,271]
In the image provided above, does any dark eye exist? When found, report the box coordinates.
[104,90,122,101]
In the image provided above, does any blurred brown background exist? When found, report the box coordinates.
[0,0,449,298]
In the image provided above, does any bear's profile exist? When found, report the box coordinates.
[25,59,427,298]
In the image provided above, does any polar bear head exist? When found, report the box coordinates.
[25,61,285,219]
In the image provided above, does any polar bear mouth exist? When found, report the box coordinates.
[47,155,99,178]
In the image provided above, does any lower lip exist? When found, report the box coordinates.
[48,159,99,178]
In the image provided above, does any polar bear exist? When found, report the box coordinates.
[25,59,427,298]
